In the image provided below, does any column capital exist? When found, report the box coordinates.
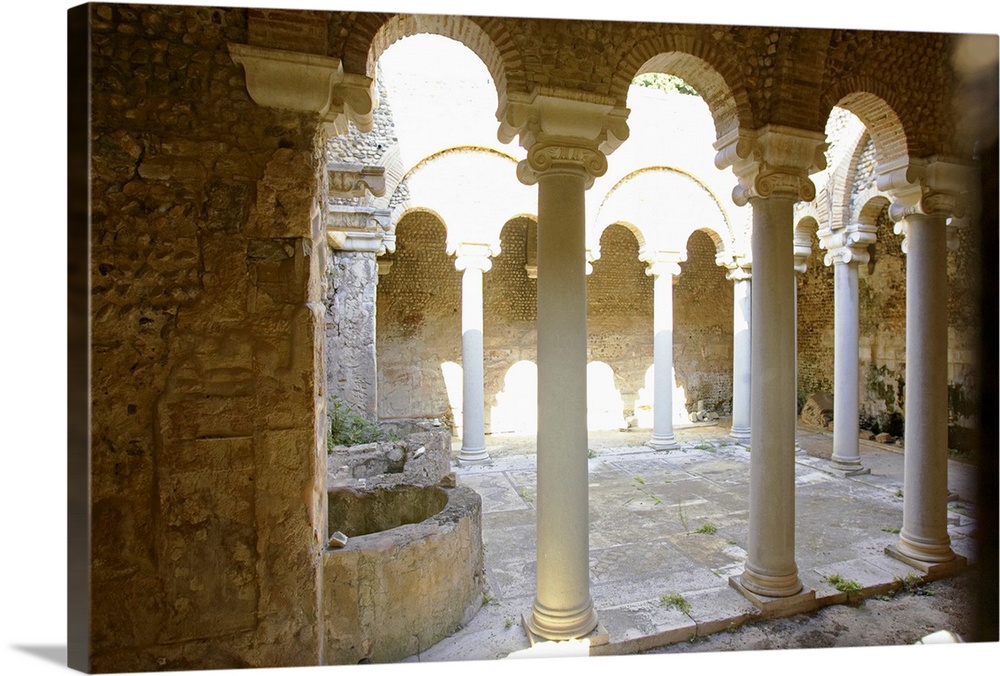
[714,125,828,207]
[719,252,752,281]
[792,228,814,274]
[228,43,374,135]
[641,249,686,278]
[818,222,878,266]
[328,162,386,198]
[326,205,393,254]
[497,90,630,188]
[451,242,497,272]
[878,157,975,252]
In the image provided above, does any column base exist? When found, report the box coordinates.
[523,598,600,643]
[729,575,817,619]
[458,446,491,465]
[522,614,608,648]
[647,435,679,451]
[827,458,871,477]
[730,428,751,445]
[885,544,967,577]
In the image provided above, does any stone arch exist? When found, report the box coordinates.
[389,146,534,255]
[363,14,523,118]
[594,166,733,257]
[613,37,754,143]
[794,214,821,269]
[821,82,912,172]
[823,110,872,231]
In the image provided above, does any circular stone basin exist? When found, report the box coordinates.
[328,485,448,538]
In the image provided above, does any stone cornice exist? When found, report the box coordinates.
[228,43,374,135]
[497,90,630,188]
[328,162,386,198]
[326,205,393,254]
[714,125,828,207]
[818,222,877,266]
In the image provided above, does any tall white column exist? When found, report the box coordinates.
[455,246,494,464]
[879,159,971,569]
[715,125,826,603]
[646,254,684,450]
[819,224,876,473]
[727,264,752,444]
[499,93,629,642]
[895,214,953,561]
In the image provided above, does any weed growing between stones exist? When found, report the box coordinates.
[692,522,717,535]
[660,592,692,617]
[881,525,901,534]
[327,396,391,448]
[823,573,862,594]
[623,475,663,506]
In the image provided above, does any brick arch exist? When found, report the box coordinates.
[821,81,912,171]
[611,36,754,142]
[361,14,524,116]
[595,220,647,257]
[854,194,892,228]
[830,127,873,231]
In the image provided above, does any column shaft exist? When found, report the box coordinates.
[649,271,679,449]
[831,260,863,469]
[458,263,488,463]
[730,276,752,443]
[529,164,597,640]
[742,196,802,597]
[896,214,954,562]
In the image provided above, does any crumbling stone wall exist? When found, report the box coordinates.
[326,252,379,421]
[376,212,461,421]
[674,230,734,415]
[89,3,328,670]
[796,240,836,409]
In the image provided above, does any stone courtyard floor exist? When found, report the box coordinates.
[402,422,987,664]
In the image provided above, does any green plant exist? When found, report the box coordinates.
[693,522,717,535]
[504,618,513,629]
[897,573,933,596]
[623,475,663,506]
[587,449,596,459]
[823,573,862,594]
[660,592,692,616]
[894,488,904,498]
[327,397,389,448]
[881,525,901,534]
[482,592,495,607]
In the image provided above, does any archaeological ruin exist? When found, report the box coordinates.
[69,1,997,672]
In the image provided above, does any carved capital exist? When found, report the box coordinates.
[328,162,386,198]
[326,205,393,254]
[498,90,629,188]
[452,242,498,272]
[641,249,686,278]
[719,253,752,281]
[879,157,976,223]
[818,222,877,267]
[228,43,374,134]
[714,125,827,207]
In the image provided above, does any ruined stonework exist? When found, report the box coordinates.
[89,3,328,670]
[326,251,380,420]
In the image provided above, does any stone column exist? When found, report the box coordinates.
[715,126,827,605]
[880,159,971,570]
[499,93,629,642]
[455,245,494,464]
[726,262,752,444]
[644,253,685,450]
[819,224,877,473]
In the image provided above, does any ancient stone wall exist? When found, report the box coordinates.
[376,212,461,422]
[674,230,734,415]
[326,252,380,420]
[89,3,327,670]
